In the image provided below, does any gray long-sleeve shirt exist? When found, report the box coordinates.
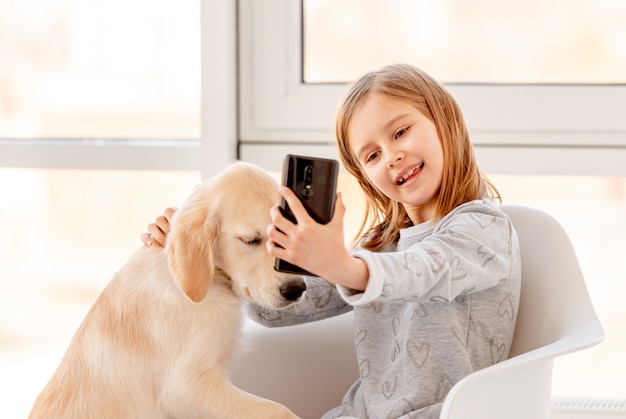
[249,199,521,418]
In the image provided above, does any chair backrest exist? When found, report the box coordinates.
[501,205,604,358]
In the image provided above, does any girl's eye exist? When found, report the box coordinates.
[239,236,261,246]
[366,151,380,163]
[395,127,408,139]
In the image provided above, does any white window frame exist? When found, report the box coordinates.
[238,0,626,176]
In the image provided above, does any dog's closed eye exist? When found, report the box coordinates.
[238,236,262,246]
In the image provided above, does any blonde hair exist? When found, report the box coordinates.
[336,64,500,251]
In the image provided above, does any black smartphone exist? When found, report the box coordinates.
[274,154,339,275]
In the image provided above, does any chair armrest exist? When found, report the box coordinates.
[441,351,554,419]
[440,328,603,419]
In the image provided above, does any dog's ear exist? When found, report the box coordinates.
[166,183,217,303]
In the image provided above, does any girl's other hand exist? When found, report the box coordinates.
[141,207,177,248]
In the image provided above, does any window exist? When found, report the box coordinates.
[238,0,626,175]
[0,0,202,170]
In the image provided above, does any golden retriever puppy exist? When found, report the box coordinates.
[29,162,304,419]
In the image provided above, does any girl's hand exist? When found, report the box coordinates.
[141,207,177,247]
[267,187,368,291]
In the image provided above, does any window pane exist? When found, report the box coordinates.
[0,0,200,139]
[303,0,626,84]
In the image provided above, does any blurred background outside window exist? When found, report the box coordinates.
[0,0,200,139]
[303,0,626,84]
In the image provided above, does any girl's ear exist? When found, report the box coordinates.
[166,183,216,303]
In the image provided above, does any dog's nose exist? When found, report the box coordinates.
[279,279,306,301]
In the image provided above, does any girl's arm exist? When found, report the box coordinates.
[342,200,520,306]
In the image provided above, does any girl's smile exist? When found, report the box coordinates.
[348,93,444,224]
[396,162,424,185]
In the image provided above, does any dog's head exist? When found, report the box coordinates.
[166,161,306,307]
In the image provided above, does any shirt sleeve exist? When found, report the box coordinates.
[338,201,518,306]
[246,276,353,327]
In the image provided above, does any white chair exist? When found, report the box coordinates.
[232,205,604,419]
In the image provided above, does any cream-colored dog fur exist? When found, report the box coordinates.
[29,162,304,419]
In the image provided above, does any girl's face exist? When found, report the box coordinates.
[348,93,444,224]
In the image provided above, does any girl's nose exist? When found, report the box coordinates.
[386,151,404,168]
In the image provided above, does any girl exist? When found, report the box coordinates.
[144,64,521,419]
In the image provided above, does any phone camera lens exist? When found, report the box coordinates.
[303,165,314,197]
[304,166,314,184]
